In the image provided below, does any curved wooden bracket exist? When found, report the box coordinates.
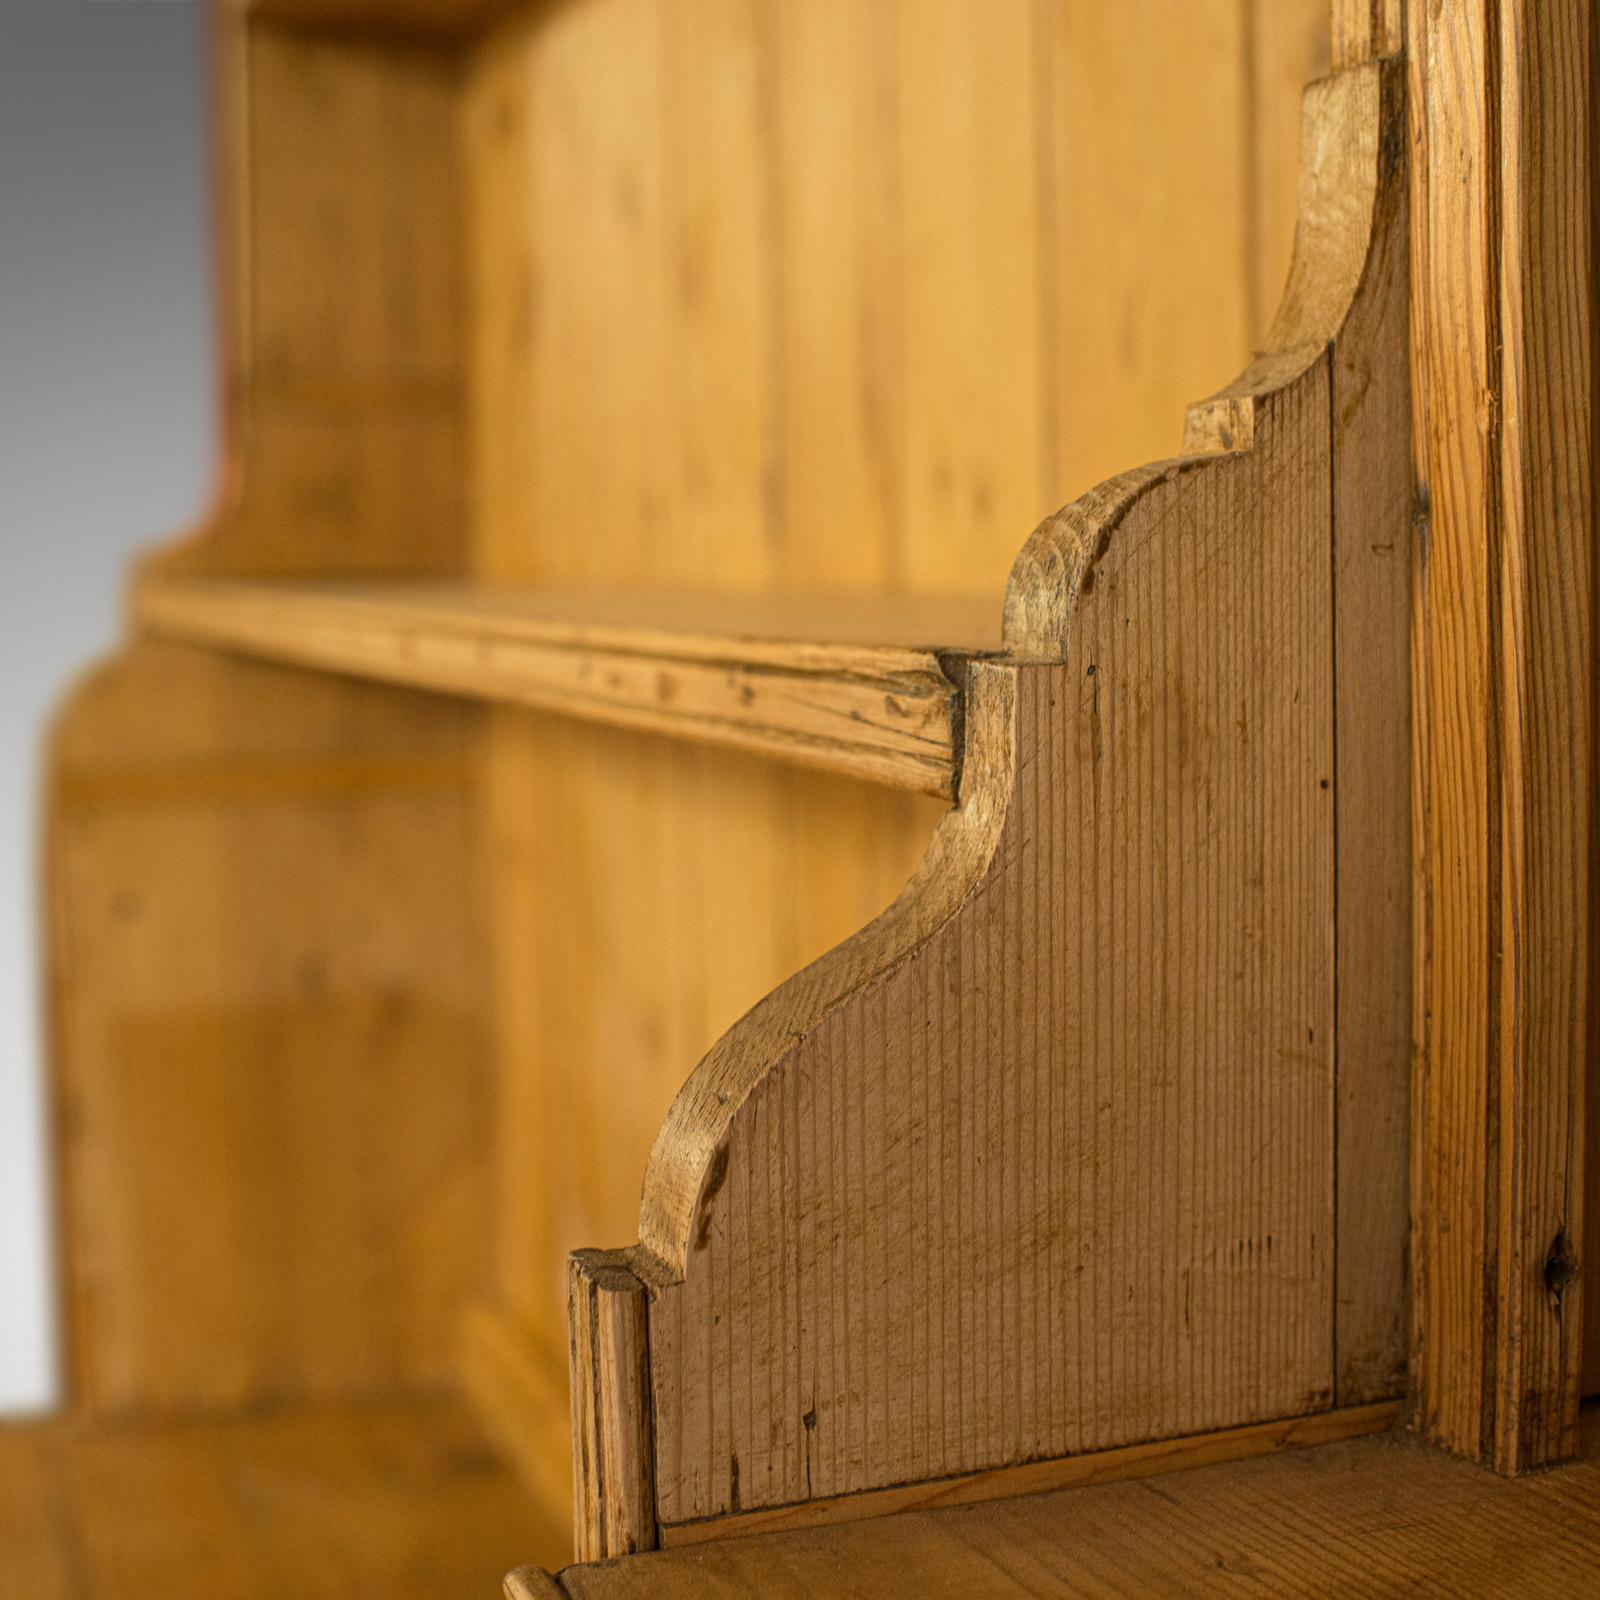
[574,55,1414,1551]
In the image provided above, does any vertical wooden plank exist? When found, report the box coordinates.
[519,0,674,586]
[898,0,1043,594]
[1589,0,1600,1400]
[49,645,491,1417]
[774,0,902,591]
[1493,0,1592,1467]
[662,0,781,589]
[173,21,469,578]
[475,712,594,1442]
[1329,61,1413,1403]
[1042,0,1252,502]
[461,15,532,585]
[1409,0,1592,1469]
[569,1250,657,1561]
[1408,0,1498,1462]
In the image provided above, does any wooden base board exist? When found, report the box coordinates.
[467,1295,1399,1560]
[659,1401,1405,1547]
[541,1408,1600,1599]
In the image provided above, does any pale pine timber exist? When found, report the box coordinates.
[47,643,492,1419]
[46,10,500,1428]
[163,19,471,581]
[134,577,996,798]
[1408,0,1593,1469]
[41,0,1370,1579]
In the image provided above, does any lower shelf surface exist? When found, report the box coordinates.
[1,1394,564,1597]
[534,1411,1600,1597]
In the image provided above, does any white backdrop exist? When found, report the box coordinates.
[0,2,211,1412]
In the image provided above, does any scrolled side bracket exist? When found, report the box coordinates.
[571,56,1412,1552]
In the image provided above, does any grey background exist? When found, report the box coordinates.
[0,1,212,1411]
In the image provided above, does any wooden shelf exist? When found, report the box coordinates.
[3,1396,566,1596]
[522,1412,1600,1598]
[135,577,1002,798]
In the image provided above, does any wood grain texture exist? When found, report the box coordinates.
[1494,0,1593,1468]
[1592,0,1600,1397]
[136,578,994,797]
[1326,48,1414,1405]
[610,58,1410,1539]
[0,1397,562,1599]
[1331,0,1404,69]
[1408,0,1592,1469]
[462,14,941,1476]
[570,1251,658,1561]
[641,655,1334,1525]
[1591,0,1600,1401]
[546,1414,1600,1598]
[1016,56,1416,1407]
[1044,1,1328,502]
[461,0,1325,599]
[47,644,492,1419]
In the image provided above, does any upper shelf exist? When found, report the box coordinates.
[134,576,1002,798]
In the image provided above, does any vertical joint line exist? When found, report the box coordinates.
[1328,358,1342,1402]
[1481,0,1508,1467]
[639,1271,661,1549]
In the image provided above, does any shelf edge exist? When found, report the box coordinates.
[135,577,969,799]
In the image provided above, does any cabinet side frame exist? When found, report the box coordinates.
[1407,0,1594,1471]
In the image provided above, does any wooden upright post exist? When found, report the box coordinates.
[1408,0,1593,1471]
